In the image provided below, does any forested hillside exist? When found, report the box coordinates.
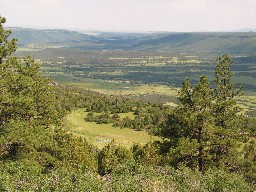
[10,28,96,45]
[10,27,256,54]
[1,17,256,191]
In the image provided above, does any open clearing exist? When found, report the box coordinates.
[65,109,160,149]
[44,72,178,96]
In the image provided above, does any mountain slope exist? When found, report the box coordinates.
[133,32,256,53]
[9,27,256,54]
[9,27,96,46]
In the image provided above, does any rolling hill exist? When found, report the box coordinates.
[9,27,256,54]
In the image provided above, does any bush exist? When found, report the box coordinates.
[98,141,134,175]
[0,161,102,191]
[101,162,253,192]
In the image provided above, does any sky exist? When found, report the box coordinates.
[1,0,256,32]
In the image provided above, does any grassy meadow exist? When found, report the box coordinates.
[44,72,178,95]
[65,109,160,149]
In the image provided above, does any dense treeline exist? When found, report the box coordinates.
[1,17,256,191]
[85,98,171,131]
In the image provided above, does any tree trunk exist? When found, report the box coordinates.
[198,127,203,172]
[198,145,203,172]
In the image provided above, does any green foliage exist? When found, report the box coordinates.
[85,102,171,133]
[242,140,256,184]
[0,121,98,170]
[158,55,246,173]
[210,55,244,170]
[1,160,252,191]
[102,162,252,192]
[160,76,215,171]
[0,17,17,63]
[0,161,102,191]
[214,54,242,129]
[98,141,134,175]
[0,16,98,179]
[86,97,138,114]
[85,112,115,124]
[0,20,61,127]
[202,168,252,192]
[132,142,161,166]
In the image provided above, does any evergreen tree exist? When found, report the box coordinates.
[160,76,214,171]
[214,54,242,129]
[0,17,97,172]
[0,17,16,64]
[159,55,244,172]
[0,17,61,127]
[211,54,243,169]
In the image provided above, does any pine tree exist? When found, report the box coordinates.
[214,54,242,129]
[0,17,16,64]
[0,17,60,127]
[0,17,61,162]
[211,54,243,169]
[160,55,244,172]
[161,76,214,171]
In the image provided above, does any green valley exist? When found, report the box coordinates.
[1,17,256,191]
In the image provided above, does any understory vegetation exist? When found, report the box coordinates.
[1,17,256,191]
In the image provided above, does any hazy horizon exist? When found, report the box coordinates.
[5,26,256,33]
[1,0,256,32]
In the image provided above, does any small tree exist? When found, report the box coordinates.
[98,141,133,175]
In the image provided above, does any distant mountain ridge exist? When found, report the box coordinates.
[9,27,96,45]
[134,32,256,53]
[232,28,256,32]
[9,27,256,54]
